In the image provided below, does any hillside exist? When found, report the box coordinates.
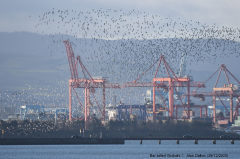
[0,31,239,113]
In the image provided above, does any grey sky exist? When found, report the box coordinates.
[1,0,240,34]
[1,0,240,106]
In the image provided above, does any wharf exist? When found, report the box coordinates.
[0,138,124,145]
[1,137,240,145]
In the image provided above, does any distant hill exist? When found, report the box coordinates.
[0,31,239,110]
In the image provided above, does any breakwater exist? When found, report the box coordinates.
[0,138,124,145]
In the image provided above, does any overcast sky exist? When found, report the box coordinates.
[1,0,240,104]
[1,0,240,34]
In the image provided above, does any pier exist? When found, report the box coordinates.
[0,137,239,145]
[123,137,240,144]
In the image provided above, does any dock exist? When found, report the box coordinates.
[0,138,124,145]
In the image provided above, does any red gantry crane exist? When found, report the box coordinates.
[122,55,205,119]
[63,40,120,129]
[188,64,240,123]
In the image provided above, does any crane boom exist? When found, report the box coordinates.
[63,40,78,80]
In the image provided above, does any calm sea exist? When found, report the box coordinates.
[0,140,239,159]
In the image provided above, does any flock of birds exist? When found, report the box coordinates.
[35,8,240,82]
[2,8,240,118]
[2,79,69,109]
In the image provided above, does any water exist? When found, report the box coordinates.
[0,140,239,159]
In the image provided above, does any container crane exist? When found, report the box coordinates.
[63,40,120,129]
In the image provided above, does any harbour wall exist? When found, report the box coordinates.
[0,138,124,145]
